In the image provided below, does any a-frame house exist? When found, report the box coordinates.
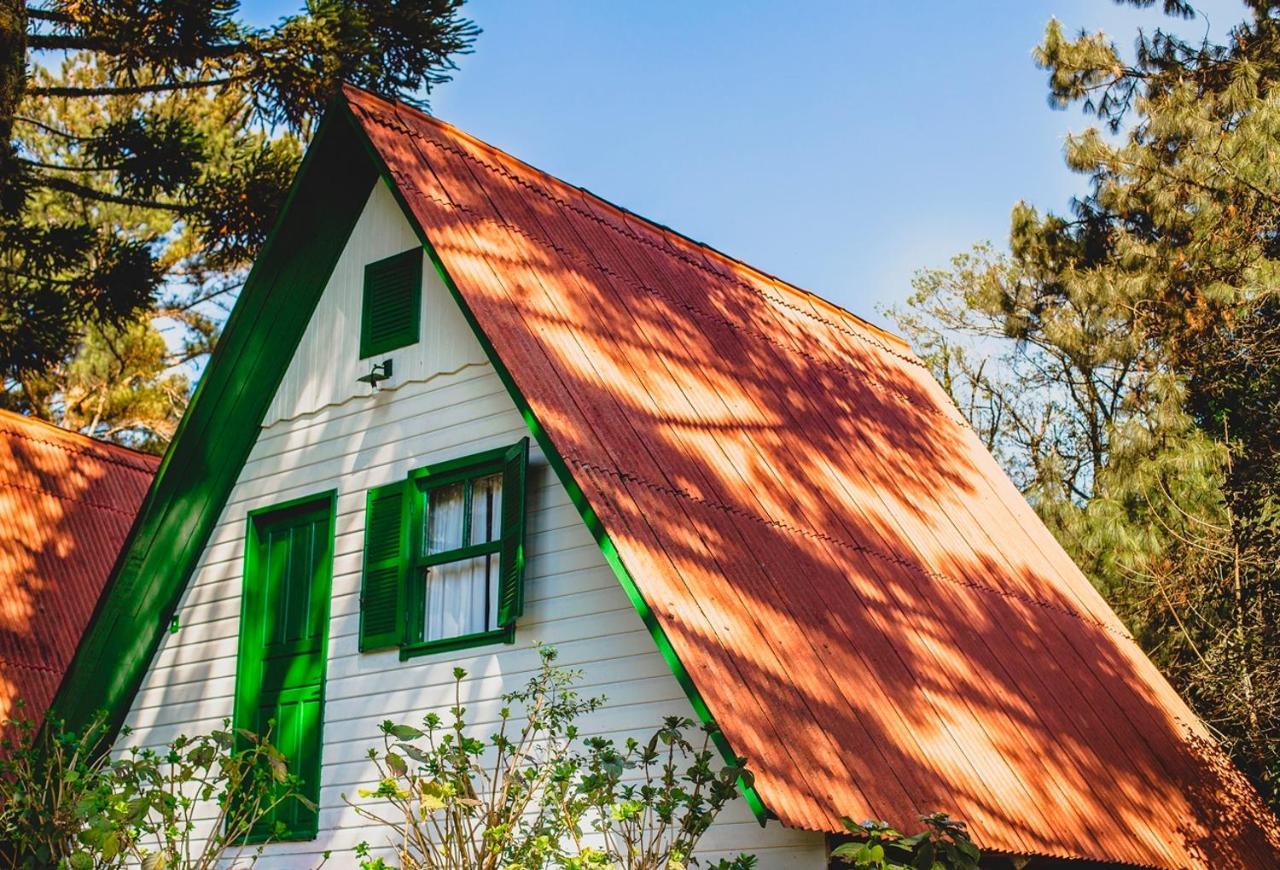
[52,86,1280,868]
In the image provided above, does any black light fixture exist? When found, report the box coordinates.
[357,358,394,392]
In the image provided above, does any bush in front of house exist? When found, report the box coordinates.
[344,644,755,870]
[0,649,981,870]
[0,704,307,870]
[830,814,980,870]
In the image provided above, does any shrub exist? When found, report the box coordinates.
[830,813,980,870]
[577,718,753,870]
[345,645,753,869]
[0,705,307,869]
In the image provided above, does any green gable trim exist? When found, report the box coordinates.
[50,104,378,737]
[340,110,769,824]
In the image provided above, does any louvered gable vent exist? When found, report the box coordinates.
[360,249,422,358]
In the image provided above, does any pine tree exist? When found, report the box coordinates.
[0,0,478,445]
[892,0,1280,807]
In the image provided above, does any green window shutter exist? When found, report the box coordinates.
[360,248,422,358]
[360,481,409,650]
[496,438,530,627]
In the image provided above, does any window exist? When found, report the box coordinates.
[360,248,422,358]
[234,492,335,842]
[418,470,503,642]
[360,439,529,658]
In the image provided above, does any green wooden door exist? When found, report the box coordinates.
[235,494,335,841]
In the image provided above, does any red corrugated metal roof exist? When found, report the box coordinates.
[343,85,1280,868]
[0,410,156,732]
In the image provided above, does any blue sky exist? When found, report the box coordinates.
[248,1,1244,326]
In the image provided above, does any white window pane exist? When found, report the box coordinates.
[471,473,503,544]
[427,482,465,554]
[424,556,490,641]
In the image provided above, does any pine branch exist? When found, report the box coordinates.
[37,173,192,213]
[30,76,244,98]
[26,34,115,52]
[0,264,74,284]
[19,156,118,173]
[155,281,241,315]
[25,6,73,24]
[14,115,93,141]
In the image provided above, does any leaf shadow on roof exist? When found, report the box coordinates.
[0,414,157,733]
[346,88,1280,869]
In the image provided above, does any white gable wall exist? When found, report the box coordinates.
[264,184,487,426]
[117,182,826,868]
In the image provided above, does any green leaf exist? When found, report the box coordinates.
[141,853,169,870]
[267,751,288,782]
[388,724,424,741]
[101,832,120,862]
[398,742,431,763]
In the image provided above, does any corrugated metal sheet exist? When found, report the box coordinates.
[0,411,156,731]
[343,86,1280,868]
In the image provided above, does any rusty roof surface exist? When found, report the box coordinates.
[0,410,157,730]
[344,86,1280,868]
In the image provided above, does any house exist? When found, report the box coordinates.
[0,410,157,733]
[51,85,1280,868]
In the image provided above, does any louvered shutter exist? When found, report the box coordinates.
[360,481,408,650]
[496,438,530,627]
[360,249,422,358]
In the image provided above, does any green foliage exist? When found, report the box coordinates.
[0,706,305,869]
[345,645,753,869]
[830,815,979,870]
[1,1,479,446]
[577,718,754,870]
[891,0,1280,809]
[6,315,190,449]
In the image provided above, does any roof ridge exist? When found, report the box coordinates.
[344,85,918,363]
[0,410,160,474]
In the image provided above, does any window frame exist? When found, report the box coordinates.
[399,444,520,660]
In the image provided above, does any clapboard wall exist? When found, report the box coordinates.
[117,182,827,868]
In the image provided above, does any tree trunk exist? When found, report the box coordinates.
[0,0,26,206]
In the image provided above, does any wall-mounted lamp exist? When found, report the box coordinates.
[357,359,394,392]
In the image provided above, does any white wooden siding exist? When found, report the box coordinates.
[118,183,827,869]
[263,181,487,427]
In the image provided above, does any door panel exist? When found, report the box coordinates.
[235,495,334,842]
[253,692,324,835]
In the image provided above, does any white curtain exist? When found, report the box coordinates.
[427,482,466,554]
[471,473,502,544]
[424,476,503,641]
[426,556,491,640]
